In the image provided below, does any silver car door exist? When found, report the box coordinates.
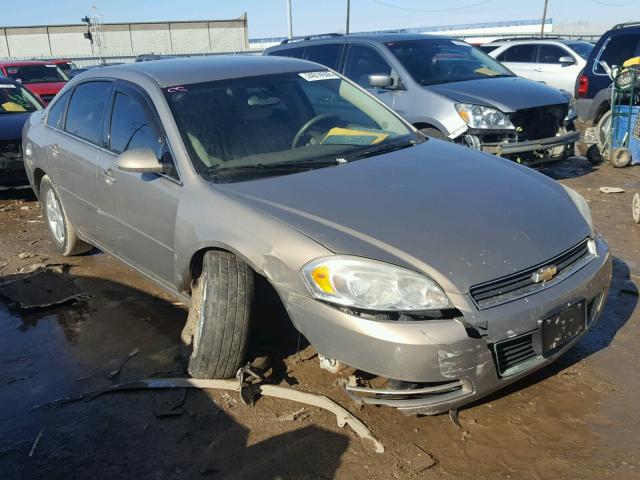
[343,44,402,114]
[95,83,180,285]
[46,81,113,237]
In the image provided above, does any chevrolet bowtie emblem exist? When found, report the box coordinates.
[531,265,558,283]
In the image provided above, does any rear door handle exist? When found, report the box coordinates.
[533,67,543,72]
[101,169,117,185]
[47,144,60,157]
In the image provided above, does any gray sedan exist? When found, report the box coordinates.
[22,56,611,415]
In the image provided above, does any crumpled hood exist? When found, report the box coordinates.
[428,76,569,113]
[0,113,30,141]
[221,141,590,293]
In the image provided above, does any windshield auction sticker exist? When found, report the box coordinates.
[299,71,339,81]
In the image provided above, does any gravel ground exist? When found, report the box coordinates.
[1,156,640,480]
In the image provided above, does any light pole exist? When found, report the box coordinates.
[540,0,549,38]
[346,0,351,35]
[286,0,293,39]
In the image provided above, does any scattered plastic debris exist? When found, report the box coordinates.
[33,377,384,453]
[106,348,140,379]
[599,186,625,194]
[277,407,309,422]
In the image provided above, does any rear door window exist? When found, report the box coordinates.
[497,44,537,63]
[344,45,392,87]
[538,45,571,63]
[595,33,640,73]
[302,44,343,70]
[46,90,70,129]
[64,81,112,145]
[109,91,178,179]
[271,47,304,58]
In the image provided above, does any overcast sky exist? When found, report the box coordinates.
[0,0,635,37]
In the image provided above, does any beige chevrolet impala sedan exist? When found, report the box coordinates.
[21,56,611,415]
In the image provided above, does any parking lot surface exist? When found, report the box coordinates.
[1,156,640,480]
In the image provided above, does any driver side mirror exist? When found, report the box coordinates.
[558,56,576,66]
[368,74,394,88]
[117,148,165,174]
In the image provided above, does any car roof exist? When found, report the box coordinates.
[75,55,331,88]
[0,60,53,66]
[269,33,454,50]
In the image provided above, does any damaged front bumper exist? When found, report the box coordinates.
[279,237,611,416]
[464,130,580,166]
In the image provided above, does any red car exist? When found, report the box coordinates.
[0,60,68,105]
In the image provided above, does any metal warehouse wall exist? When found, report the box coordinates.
[0,15,248,58]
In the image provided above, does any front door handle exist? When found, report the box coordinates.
[101,169,117,185]
[47,144,60,158]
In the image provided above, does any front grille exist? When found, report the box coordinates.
[470,238,593,309]
[40,94,56,104]
[494,332,537,376]
[0,141,21,161]
[510,104,568,140]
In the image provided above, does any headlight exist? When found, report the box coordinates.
[301,256,452,311]
[455,103,514,130]
[562,185,593,231]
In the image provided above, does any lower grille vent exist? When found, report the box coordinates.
[495,333,536,376]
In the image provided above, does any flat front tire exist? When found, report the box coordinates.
[185,251,254,379]
[39,175,92,256]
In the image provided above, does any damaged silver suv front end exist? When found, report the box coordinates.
[453,102,580,167]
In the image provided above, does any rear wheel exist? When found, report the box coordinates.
[633,193,640,224]
[184,250,254,379]
[39,175,92,256]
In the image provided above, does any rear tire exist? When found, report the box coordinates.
[586,145,603,165]
[39,175,92,256]
[185,250,254,379]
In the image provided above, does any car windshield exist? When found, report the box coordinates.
[566,41,594,60]
[386,39,514,85]
[4,64,68,84]
[0,82,42,114]
[165,71,420,182]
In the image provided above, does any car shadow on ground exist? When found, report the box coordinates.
[463,255,636,411]
[0,185,36,201]
[539,155,597,181]
[0,269,349,480]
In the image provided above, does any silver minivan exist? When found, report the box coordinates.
[266,33,579,167]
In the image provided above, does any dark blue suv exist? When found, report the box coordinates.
[576,22,640,134]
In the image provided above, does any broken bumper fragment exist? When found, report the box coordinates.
[495,131,581,156]
[280,237,611,415]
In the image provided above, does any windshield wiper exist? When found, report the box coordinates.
[209,159,343,176]
[348,140,416,160]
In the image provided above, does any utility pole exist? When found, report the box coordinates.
[540,0,549,38]
[286,0,293,39]
[346,0,351,35]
